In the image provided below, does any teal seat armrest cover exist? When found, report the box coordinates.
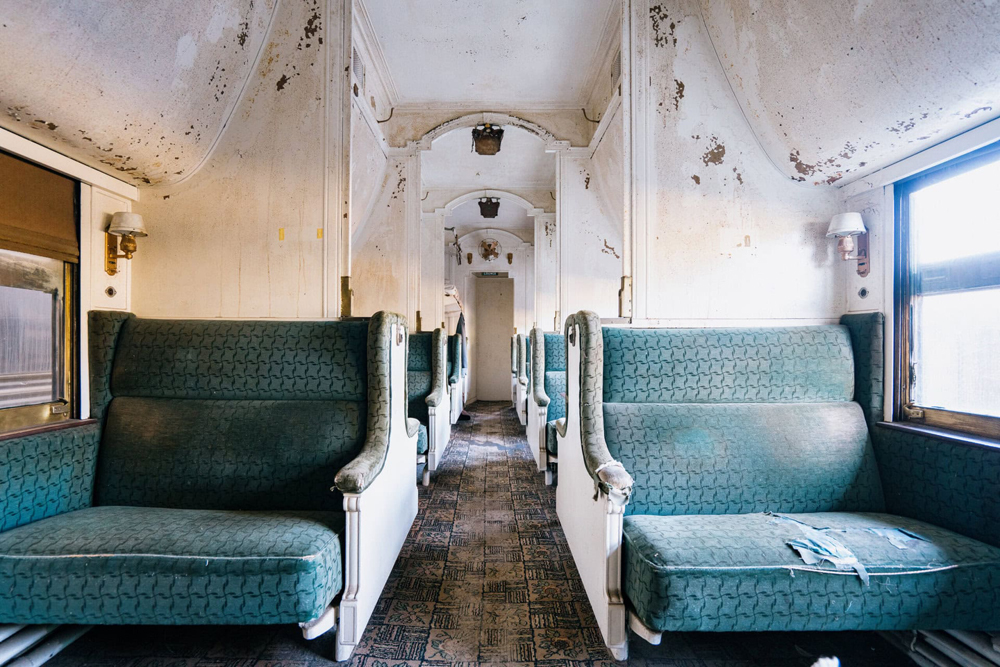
[565,311,633,496]
[0,506,343,625]
[448,334,461,385]
[529,329,549,408]
[416,423,428,455]
[840,312,1000,550]
[0,423,101,532]
[623,511,1000,633]
[336,312,408,494]
[426,329,448,408]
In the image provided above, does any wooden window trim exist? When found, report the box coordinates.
[893,141,1000,442]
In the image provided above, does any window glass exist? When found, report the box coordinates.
[902,150,1000,425]
[0,248,67,412]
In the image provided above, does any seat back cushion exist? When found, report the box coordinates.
[408,332,432,424]
[602,326,855,404]
[604,402,885,516]
[97,398,365,510]
[97,318,369,511]
[544,371,567,422]
[543,333,566,371]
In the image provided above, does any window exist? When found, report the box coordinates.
[0,151,78,434]
[894,141,1000,439]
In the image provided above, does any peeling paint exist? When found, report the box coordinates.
[672,79,685,111]
[650,5,677,48]
[601,240,620,259]
[701,136,725,166]
[691,174,700,185]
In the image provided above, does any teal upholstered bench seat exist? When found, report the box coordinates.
[0,505,343,625]
[546,421,559,455]
[623,511,1000,633]
[416,423,428,455]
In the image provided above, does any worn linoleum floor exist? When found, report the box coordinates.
[50,402,910,667]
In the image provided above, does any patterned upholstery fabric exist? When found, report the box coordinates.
[0,506,343,625]
[448,335,461,385]
[0,423,101,532]
[603,402,885,517]
[623,511,1000,632]
[337,312,408,493]
[88,311,132,423]
[839,312,1000,550]
[408,371,432,424]
[564,312,633,497]
[416,423,428,455]
[545,371,567,423]
[546,420,559,456]
[111,318,368,401]
[543,333,566,372]
[96,398,365,511]
[529,329,549,408]
[602,326,855,404]
[873,426,1000,549]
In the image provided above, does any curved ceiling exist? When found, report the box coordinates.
[421,125,556,191]
[364,0,615,106]
[450,198,533,242]
[702,0,1000,186]
[0,0,276,185]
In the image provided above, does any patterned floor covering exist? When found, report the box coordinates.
[50,402,910,667]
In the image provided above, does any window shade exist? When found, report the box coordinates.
[0,151,78,263]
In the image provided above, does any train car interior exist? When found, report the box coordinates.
[0,1,998,665]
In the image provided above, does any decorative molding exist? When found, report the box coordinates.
[411,112,562,152]
[839,114,1000,198]
[352,0,399,110]
[436,189,548,218]
[392,101,587,113]
[581,0,623,115]
[0,126,138,200]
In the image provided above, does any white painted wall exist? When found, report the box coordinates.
[419,213,445,329]
[132,0,350,319]
[630,0,842,325]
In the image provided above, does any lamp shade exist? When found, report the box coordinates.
[108,212,147,237]
[826,212,866,238]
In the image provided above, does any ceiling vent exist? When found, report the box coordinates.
[352,47,366,91]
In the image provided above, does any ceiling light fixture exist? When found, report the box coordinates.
[479,197,500,219]
[472,123,504,155]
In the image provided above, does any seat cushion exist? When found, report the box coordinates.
[0,506,343,625]
[417,423,429,455]
[546,421,559,456]
[623,512,1000,633]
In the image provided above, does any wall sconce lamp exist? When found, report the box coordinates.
[466,252,473,264]
[826,212,869,277]
[105,212,147,276]
[506,252,513,265]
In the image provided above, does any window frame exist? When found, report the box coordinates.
[0,225,80,435]
[893,140,1000,440]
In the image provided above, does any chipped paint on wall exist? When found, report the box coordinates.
[701,0,1000,186]
[640,0,841,321]
[0,0,277,186]
[131,0,344,318]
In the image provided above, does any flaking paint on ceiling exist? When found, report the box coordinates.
[701,0,1000,186]
[0,0,277,186]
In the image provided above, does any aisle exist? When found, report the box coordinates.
[351,401,614,664]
